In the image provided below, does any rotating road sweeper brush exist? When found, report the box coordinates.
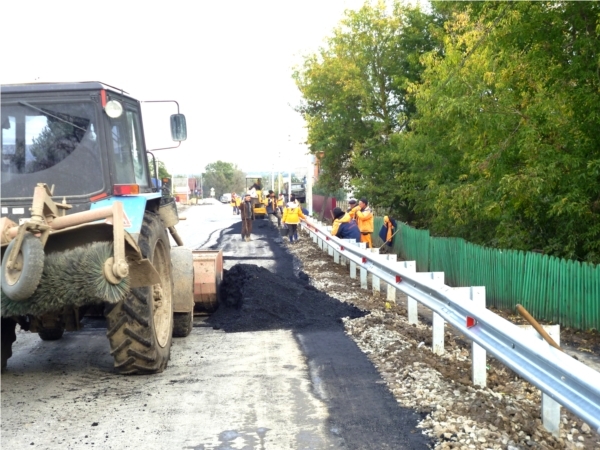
[1,242,130,317]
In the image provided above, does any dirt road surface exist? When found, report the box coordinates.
[1,202,430,450]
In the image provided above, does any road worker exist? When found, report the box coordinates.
[347,198,359,220]
[331,207,361,242]
[355,197,374,248]
[240,193,254,241]
[282,201,306,244]
[266,190,281,227]
[230,193,238,215]
[277,193,285,214]
[234,194,242,215]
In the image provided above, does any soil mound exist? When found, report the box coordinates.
[208,263,365,332]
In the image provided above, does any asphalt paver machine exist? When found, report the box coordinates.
[0,82,222,374]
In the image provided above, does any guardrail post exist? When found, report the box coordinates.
[334,248,340,264]
[371,249,381,295]
[400,261,418,324]
[470,287,487,387]
[341,240,354,267]
[415,272,445,355]
[520,324,562,437]
[386,255,398,304]
[360,265,368,290]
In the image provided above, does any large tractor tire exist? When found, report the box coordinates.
[38,327,64,341]
[1,317,17,372]
[105,212,174,375]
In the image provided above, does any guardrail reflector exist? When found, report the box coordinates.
[326,236,330,240]
[396,275,402,283]
[466,316,477,328]
[362,257,367,263]
[340,246,345,251]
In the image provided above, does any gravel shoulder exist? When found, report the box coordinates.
[287,227,600,450]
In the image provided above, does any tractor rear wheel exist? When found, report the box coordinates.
[106,212,173,374]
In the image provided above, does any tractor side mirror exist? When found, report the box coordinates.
[170,114,187,141]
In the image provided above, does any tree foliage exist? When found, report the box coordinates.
[295,0,600,263]
[148,159,170,180]
[202,160,245,199]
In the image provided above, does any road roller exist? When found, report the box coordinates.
[0,82,222,374]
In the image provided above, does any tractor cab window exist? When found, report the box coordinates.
[110,108,148,187]
[1,101,104,199]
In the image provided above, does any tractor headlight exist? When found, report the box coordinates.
[105,100,124,118]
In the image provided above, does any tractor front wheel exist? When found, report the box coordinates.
[1,318,17,372]
[38,327,64,341]
[105,212,173,374]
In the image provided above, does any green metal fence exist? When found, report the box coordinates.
[371,216,599,331]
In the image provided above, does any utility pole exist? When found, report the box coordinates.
[307,155,314,215]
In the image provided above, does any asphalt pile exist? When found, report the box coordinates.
[207,263,365,332]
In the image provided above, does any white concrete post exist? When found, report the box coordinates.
[470,286,487,387]
[386,255,398,304]
[350,260,357,279]
[520,324,561,437]
[333,250,340,264]
[415,272,445,355]
[401,261,418,324]
[360,266,368,290]
[370,250,382,296]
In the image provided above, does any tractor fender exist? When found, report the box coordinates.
[90,193,160,241]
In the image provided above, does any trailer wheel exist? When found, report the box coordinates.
[38,327,64,341]
[173,312,193,338]
[1,234,44,301]
[1,318,17,372]
[105,212,173,374]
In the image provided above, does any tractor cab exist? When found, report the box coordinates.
[0,82,186,223]
[245,176,266,219]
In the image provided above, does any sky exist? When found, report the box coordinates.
[1,0,374,176]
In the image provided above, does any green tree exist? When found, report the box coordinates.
[202,161,245,199]
[406,1,600,261]
[148,159,170,180]
[296,0,600,263]
[294,1,439,221]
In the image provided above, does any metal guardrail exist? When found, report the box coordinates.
[301,218,600,433]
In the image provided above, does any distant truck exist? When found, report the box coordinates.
[220,193,232,204]
[284,182,306,204]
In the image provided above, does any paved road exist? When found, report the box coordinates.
[1,201,428,450]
